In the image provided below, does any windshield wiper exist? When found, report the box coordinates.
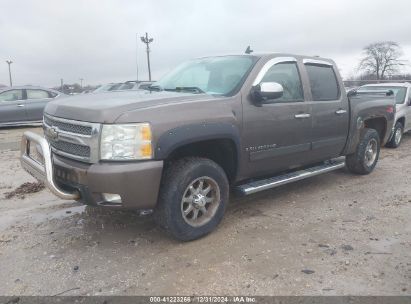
[164,86,205,94]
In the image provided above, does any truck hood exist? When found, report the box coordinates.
[45,90,214,123]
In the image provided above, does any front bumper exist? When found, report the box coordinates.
[20,131,164,209]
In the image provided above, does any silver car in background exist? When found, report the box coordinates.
[358,83,411,147]
[0,86,64,127]
[92,83,122,93]
[114,80,154,91]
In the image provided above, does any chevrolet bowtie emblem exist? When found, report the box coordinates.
[47,126,59,141]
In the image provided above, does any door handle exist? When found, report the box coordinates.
[335,109,347,115]
[17,104,25,107]
[294,113,311,119]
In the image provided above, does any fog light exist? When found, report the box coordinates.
[102,193,122,204]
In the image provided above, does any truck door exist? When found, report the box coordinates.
[303,60,349,161]
[242,57,313,178]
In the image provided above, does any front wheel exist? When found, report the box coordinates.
[154,157,229,241]
[346,128,380,175]
[386,122,403,148]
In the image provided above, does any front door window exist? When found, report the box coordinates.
[0,90,23,102]
[260,62,304,102]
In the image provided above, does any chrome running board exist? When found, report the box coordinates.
[235,158,345,196]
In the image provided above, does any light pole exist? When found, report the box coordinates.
[6,60,13,86]
[80,78,84,89]
[140,32,154,81]
[136,34,139,81]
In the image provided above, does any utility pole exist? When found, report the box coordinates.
[60,78,64,92]
[6,60,13,86]
[79,78,84,89]
[140,32,154,81]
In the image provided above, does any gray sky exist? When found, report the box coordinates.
[1,0,411,87]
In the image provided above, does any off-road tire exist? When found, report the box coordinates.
[386,121,403,148]
[346,128,380,175]
[154,157,229,241]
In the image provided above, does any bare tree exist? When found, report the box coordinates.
[358,41,406,80]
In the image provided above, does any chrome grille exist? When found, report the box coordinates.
[43,114,101,163]
[44,115,92,135]
[49,140,90,158]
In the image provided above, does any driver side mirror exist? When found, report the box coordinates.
[252,82,284,103]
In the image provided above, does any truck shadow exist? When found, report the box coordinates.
[69,169,348,244]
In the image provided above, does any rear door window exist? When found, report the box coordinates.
[26,89,50,99]
[305,64,340,101]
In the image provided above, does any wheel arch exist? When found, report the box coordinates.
[155,123,240,183]
[363,117,387,143]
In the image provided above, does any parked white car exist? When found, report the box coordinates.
[358,83,411,148]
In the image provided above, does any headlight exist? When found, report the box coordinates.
[100,123,152,160]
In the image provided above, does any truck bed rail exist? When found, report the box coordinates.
[348,89,394,97]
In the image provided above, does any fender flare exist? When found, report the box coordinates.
[155,122,241,160]
[344,115,389,155]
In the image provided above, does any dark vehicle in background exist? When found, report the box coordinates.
[358,83,411,148]
[21,54,395,241]
[0,86,63,127]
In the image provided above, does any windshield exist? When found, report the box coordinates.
[153,56,257,96]
[359,86,407,104]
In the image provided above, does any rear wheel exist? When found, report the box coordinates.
[386,121,403,148]
[154,157,229,241]
[346,128,380,175]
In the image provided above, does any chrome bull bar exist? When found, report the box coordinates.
[20,131,80,200]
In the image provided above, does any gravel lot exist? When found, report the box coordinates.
[0,127,410,296]
[0,126,42,151]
